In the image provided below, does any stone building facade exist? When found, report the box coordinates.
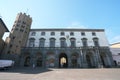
[1,13,114,68]
[20,29,114,68]
[2,13,32,65]
[0,18,9,57]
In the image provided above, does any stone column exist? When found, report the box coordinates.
[78,50,82,68]
[80,49,83,68]
[82,49,87,68]
[43,50,46,68]
[96,49,103,68]
[105,53,112,67]
[106,50,115,67]
[55,50,59,68]
[77,56,81,68]
[93,52,98,68]
[94,49,100,68]
[68,56,71,68]
[30,51,36,67]
[19,54,24,67]
[67,50,71,68]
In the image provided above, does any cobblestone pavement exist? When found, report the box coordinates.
[0,67,120,80]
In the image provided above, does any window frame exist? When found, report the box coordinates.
[41,32,45,36]
[51,32,55,36]
[81,32,85,36]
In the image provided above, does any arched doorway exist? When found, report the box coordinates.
[24,56,30,67]
[71,53,79,68]
[59,53,68,68]
[46,52,55,68]
[36,57,42,67]
[86,52,96,68]
[86,55,92,67]
[36,52,43,67]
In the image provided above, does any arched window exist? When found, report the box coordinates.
[39,38,45,47]
[81,38,88,47]
[93,37,99,46]
[29,38,35,47]
[50,38,56,47]
[60,38,66,47]
[31,32,36,36]
[70,38,76,47]
[24,56,30,67]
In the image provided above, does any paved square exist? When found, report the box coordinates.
[0,68,120,80]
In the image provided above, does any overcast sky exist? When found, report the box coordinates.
[1,0,120,44]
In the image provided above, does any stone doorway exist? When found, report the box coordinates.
[86,55,92,67]
[36,57,42,67]
[24,56,30,67]
[59,53,68,68]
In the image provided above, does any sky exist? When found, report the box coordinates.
[0,0,120,44]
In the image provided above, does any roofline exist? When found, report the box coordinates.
[110,42,120,45]
[0,18,9,32]
[30,28,104,32]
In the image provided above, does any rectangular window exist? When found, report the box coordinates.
[9,44,12,48]
[51,32,55,36]
[16,24,20,27]
[20,29,24,32]
[71,41,76,47]
[29,41,34,47]
[61,32,65,36]
[61,40,66,47]
[21,25,25,28]
[92,32,96,36]
[31,32,36,36]
[50,40,55,47]
[82,41,87,47]
[39,40,45,47]
[22,21,26,24]
[81,32,85,36]
[41,32,45,36]
[13,36,15,39]
[94,41,99,46]
[15,28,18,31]
[70,32,74,36]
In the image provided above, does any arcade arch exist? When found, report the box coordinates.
[46,52,55,68]
[59,53,68,68]
[71,53,79,68]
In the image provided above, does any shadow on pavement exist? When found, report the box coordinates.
[0,67,53,74]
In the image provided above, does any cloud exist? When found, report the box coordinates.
[67,21,88,29]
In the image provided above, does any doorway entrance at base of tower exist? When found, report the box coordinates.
[59,53,68,68]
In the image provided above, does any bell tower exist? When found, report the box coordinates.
[3,13,32,62]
